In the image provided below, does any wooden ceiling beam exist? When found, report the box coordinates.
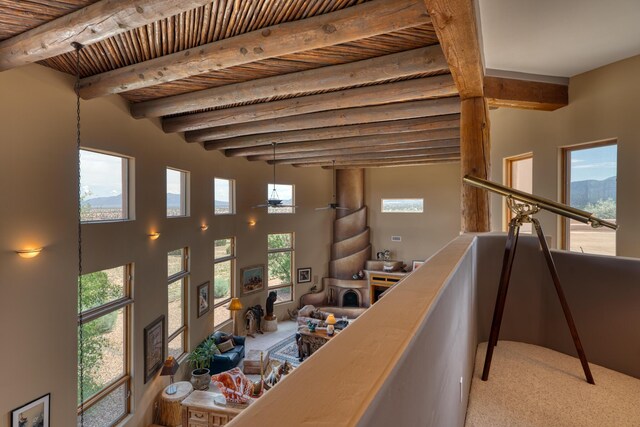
[195,97,461,143]
[163,75,456,133]
[78,0,431,99]
[243,134,460,160]
[422,0,484,98]
[131,45,448,118]
[294,156,461,168]
[324,159,460,169]
[0,0,212,71]
[268,147,461,165]
[484,76,568,111]
[210,115,460,151]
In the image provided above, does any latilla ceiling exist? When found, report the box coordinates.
[0,0,460,169]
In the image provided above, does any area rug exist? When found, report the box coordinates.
[266,334,301,367]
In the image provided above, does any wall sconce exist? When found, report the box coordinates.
[200,224,209,231]
[148,232,161,240]
[248,220,256,227]
[16,248,43,258]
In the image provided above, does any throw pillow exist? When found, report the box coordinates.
[211,344,222,355]
[217,339,235,353]
[219,334,236,346]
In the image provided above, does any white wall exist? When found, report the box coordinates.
[490,54,640,258]
[0,64,333,426]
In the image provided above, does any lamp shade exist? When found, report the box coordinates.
[325,314,336,325]
[228,298,243,311]
[160,356,179,376]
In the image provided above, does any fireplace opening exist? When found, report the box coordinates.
[342,290,359,307]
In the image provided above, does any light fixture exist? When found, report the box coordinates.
[326,314,337,336]
[148,232,161,240]
[200,224,209,231]
[16,248,43,258]
[248,219,256,226]
[253,143,296,209]
[160,356,180,395]
[227,298,243,335]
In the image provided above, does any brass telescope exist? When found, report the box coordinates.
[463,175,618,230]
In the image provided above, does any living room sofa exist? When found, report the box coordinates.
[208,331,246,375]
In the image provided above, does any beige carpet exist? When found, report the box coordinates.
[465,341,640,427]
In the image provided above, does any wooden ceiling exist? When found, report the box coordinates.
[0,0,463,168]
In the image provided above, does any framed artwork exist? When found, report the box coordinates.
[412,260,425,271]
[197,281,210,318]
[297,267,311,284]
[11,393,50,427]
[241,264,264,295]
[144,315,165,383]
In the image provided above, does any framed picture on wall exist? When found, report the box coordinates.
[11,393,50,427]
[297,267,311,283]
[412,260,425,271]
[197,281,210,318]
[144,315,165,383]
[241,264,265,295]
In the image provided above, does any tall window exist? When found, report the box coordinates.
[214,238,235,328]
[505,153,533,233]
[562,141,617,255]
[167,167,189,217]
[78,265,133,426]
[214,178,235,215]
[267,183,295,214]
[267,233,294,303]
[80,149,130,222]
[168,248,189,359]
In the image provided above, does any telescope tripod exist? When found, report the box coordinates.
[482,201,595,385]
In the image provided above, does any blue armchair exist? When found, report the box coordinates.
[208,331,246,375]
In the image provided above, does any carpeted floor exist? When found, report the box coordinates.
[465,341,640,427]
[266,334,301,367]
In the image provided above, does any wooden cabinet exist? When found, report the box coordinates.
[369,272,405,305]
[181,391,246,427]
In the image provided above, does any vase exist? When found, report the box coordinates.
[190,368,211,390]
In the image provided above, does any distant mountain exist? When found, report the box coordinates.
[570,176,616,209]
[83,194,122,208]
[85,193,184,208]
[215,200,229,208]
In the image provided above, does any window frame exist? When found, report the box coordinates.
[267,232,294,304]
[80,148,132,224]
[166,166,190,218]
[267,183,295,214]
[167,248,189,360]
[504,152,533,232]
[214,177,236,215]
[213,238,235,329]
[561,139,617,253]
[380,198,424,213]
[77,264,133,424]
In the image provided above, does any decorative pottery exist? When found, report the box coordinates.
[190,368,211,390]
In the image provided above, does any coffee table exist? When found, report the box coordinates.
[296,327,339,360]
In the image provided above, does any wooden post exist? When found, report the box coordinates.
[460,97,490,232]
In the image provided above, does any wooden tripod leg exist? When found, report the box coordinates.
[482,219,521,381]
[532,218,595,385]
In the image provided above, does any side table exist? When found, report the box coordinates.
[159,381,193,427]
[181,390,247,426]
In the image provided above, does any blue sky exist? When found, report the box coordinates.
[570,144,617,182]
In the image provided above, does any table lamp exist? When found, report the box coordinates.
[160,356,180,395]
[228,298,243,335]
[326,314,337,336]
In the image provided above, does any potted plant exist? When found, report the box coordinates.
[187,338,215,390]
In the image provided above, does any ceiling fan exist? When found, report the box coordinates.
[253,142,297,209]
[316,161,351,211]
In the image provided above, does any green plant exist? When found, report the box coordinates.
[187,338,216,371]
[584,198,616,219]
